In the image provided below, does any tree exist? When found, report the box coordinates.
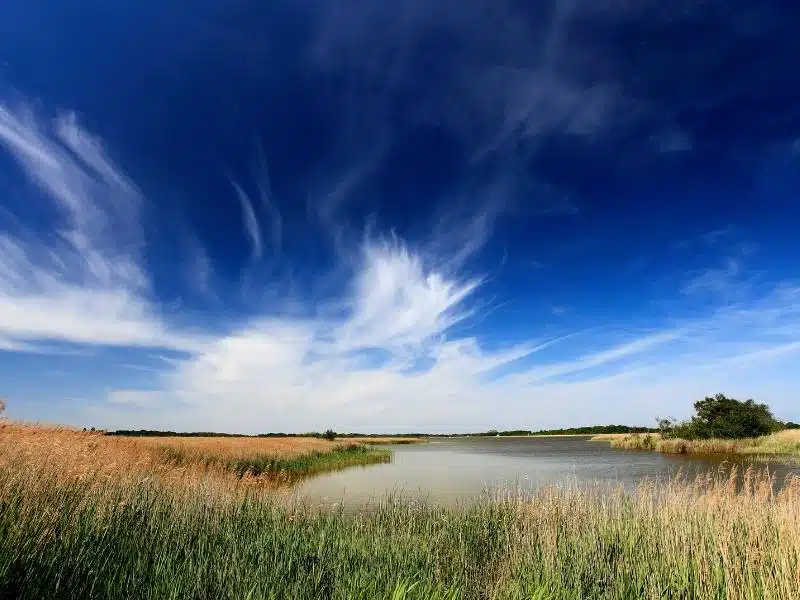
[661,393,781,440]
[322,429,337,441]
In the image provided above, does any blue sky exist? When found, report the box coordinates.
[0,0,798,433]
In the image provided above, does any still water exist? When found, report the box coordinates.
[293,436,800,507]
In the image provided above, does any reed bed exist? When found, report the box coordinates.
[0,422,390,488]
[143,435,390,481]
[588,433,629,442]
[338,437,425,445]
[606,429,800,458]
[1,423,799,599]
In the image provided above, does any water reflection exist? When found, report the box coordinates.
[292,436,800,508]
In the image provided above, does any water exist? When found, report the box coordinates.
[292,436,800,508]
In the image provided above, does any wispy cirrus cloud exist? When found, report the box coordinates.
[3,98,800,432]
[0,102,200,352]
[231,180,264,261]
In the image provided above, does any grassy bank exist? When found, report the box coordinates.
[142,433,391,480]
[2,423,800,599]
[338,437,425,445]
[0,423,391,485]
[155,441,390,480]
[594,429,800,458]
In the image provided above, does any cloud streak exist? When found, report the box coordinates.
[232,181,263,262]
[3,97,800,432]
[0,102,200,352]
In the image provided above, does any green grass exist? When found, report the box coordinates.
[155,443,391,480]
[1,466,798,600]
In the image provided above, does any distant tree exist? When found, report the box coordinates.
[322,429,337,441]
[784,422,800,430]
[0,398,6,419]
[660,394,782,440]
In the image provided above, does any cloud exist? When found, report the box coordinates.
[335,238,482,351]
[682,258,746,298]
[94,250,800,433]
[306,0,629,163]
[0,102,199,352]
[95,283,800,432]
[229,148,282,263]
[4,99,800,433]
[672,226,735,250]
[231,181,263,261]
[182,234,216,300]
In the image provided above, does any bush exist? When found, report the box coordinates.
[322,429,337,441]
[659,394,782,440]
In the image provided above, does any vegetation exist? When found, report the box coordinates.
[27,425,390,485]
[108,426,660,439]
[2,423,800,599]
[155,440,389,480]
[338,437,424,445]
[474,425,658,437]
[596,394,800,458]
[608,428,800,457]
[658,393,784,440]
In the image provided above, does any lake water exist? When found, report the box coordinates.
[292,436,800,507]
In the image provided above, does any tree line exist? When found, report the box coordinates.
[101,396,799,440]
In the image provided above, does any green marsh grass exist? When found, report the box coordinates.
[155,442,390,480]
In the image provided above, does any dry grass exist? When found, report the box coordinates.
[746,429,800,455]
[588,433,630,441]
[338,436,425,445]
[605,429,800,458]
[0,421,388,489]
[140,433,345,457]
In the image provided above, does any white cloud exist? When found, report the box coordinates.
[3,100,800,433]
[231,181,263,261]
[335,239,482,351]
[93,268,800,433]
[681,258,745,297]
[0,102,198,351]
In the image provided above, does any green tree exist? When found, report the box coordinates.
[661,393,781,440]
[322,429,337,441]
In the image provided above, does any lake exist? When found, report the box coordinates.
[292,436,800,507]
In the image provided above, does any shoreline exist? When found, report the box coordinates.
[594,429,800,458]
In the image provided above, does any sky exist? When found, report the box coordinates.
[0,0,799,433]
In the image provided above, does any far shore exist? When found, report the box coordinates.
[593,430,800,458]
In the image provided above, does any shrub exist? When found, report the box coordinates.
[322,429,337,441]
[659,394,782,440]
